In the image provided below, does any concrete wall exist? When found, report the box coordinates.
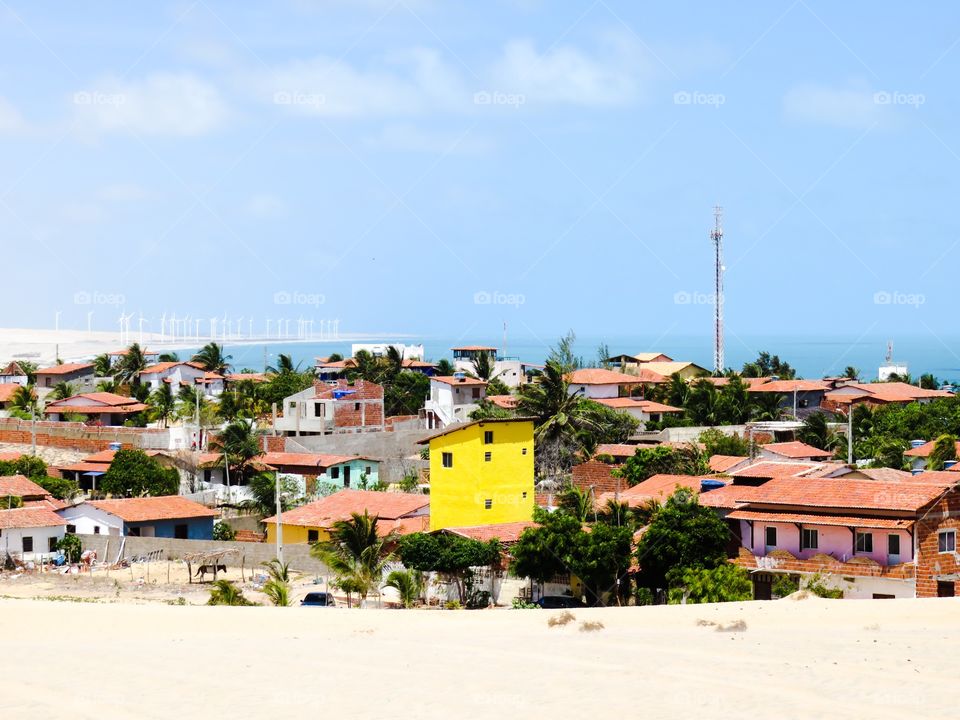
[286,430,427,484]
[77,533,330,573]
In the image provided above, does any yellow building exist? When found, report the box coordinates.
[421,418,535,531]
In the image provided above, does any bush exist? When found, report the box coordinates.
[667,564,753,604]
[772,574,800,598]
[207,579,256,606]
[100,449,179,497]
[213,522,236,541]
[443,600,462,610]
[512,598,539,609]
[634,586,654,606]
[56,533,83,563]
[804,572,843,599]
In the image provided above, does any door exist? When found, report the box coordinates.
[937,581,955,598]
[753,574,772,600]
[343,465,351,488]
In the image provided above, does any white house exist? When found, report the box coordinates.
[422,375,487,429]
[139,361,225,397]
[450,345,534,388]
[564,368,640,400]
[592,397,684,425]
[59,502,123,536]
[0,508,66,561]
[352,343,425,359]
[0,362,28,386]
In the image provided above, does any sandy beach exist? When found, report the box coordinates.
[1,596,956,719]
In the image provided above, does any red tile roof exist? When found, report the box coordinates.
[709,455,749,473]
[0,362,25,376]
[565,368,641,386]
[0,385,23,402]
[140,361,206,374]
[743,475,955,513]
[431,375,487,387]
[730,461,834,479]
[749,380,831,393]
[0,474,51,498]
[262,489,429,527]
[0,507,66,529]
[443,521,537,543]
[44,392,148,415]
[89,496,217,522]
[598,474,721,506]
[34,363,94,376]
[0,452,24,462]
[380,515,431,537]
[486,394,518,409]
[850,468,917,482]
[451,346,497,351]
[595,443,640,459]
[826,382,952,404]
[762,441,834,459]
[593,397,682,413]
[727,509,914,530]
[904,440,960,458]
[699,484,763,510]
[259,452,360,469]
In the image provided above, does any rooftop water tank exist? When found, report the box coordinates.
[108,442,122,451]
[700,479,726,492]
[910,439,926,449]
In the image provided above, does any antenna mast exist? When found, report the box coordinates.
[711,205,725,373]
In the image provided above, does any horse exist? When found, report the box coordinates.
[194,563,227,581]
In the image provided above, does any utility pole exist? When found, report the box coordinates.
[266,434,283,563]
[711,205,725,374]
[847,403,854,465]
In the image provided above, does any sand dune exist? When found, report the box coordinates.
[1,597,956,719]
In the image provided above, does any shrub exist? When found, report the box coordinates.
[804,572,843,599]
[207,580,256,606]
[213,522,236,541]
[56,533,83,563]
[772,574,800,598]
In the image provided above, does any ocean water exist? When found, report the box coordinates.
[180,333,960,382]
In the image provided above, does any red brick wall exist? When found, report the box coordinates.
[572,460,624,494]
[915,490,960,598]
[0,418,166,452]
[315,379,385,429]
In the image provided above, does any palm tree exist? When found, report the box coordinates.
[798,412,843,452]
[471,351,497,381]
[384,569,422,608]
[267,353,299,374]
[48,381,76,401]
[312,511,396,606]
[516,360,600,479]
[158,352,179,363]
[558,486,593,522]
[92,353,114,377]
[114,343,149,386]
[435,358,455,376]
[192,342,232,375]
[209,420,262,482]
[350,350,381,384]
[207,579,255,606]
[842,366,860,381]
[750,392,786,421]
[8,385,38,419]
[685,378,720,425]
[598,498,634,528]
[148,383,176,428]
[261,558,292,606]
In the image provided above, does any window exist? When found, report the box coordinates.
[354,402,360,411]
[484,431,494,444]
[128,527,141,537]
[22,536,33,552]
[307,529,319,543]
[66,524,76,534]
[855,532,873,553]
[472,388,481,399]
[314,402,323,416]
[330,467,340,479]
[522,492,527,499]
[442,452,453,468]
[48,537,58,552]
[801,528,818,550]
[522,447,528,455]
[764,526,777,548]
[484,451,492,462]
[366,466,372,474]
[174,524,188,539]
[484,499,493,510]
[888,534,901,556]
[93,526,100,535]
[939,530,956,553]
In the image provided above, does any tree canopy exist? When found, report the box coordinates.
[398,532,501,603]
[100,449,179,497]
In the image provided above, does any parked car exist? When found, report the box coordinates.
[300,592,336,607]
[535,595,585,609]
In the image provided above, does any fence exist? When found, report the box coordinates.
[0,417,170,452]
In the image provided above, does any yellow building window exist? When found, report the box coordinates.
[484,451,492,462]
[484,430,494,444]
[442,452,453,468]
[484,499,493,509]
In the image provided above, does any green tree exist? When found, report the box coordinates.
[56,533,83,563]
[667,564,752,604]
[510,509,581,592]
[261,558,292,606]
[919,373,940,390]
[749,392,786,421]
[384,568,423,608]
[699,428,754,458]
[48,381,76,401]
[192,342,232,375]
[245,472,301,515]
[92,353,114,377]
[398,531,501,604]
[842,366,860,381]
[470,351,497,381]
[927,434,958,471]
[616,444,708,487]
[0,455,48,480]
[742,352,796,380]
[547,330,583,372]
[213,521,236,541]
[435,358,455,376]
[8,385,38,419]
[635,489,729,592]
[558,486,593,522]
[312,511,396,605]
[798,412,842,452]
[99,449,179,497]
[210,420,263,483]
[207,579,256,606]
[383,371,430,416]
[469,399,515,421]
[114,343,148,386]
[34,475,79,501]
[148,383,176,428]
[584,401,640,443]
[484,377,511,397]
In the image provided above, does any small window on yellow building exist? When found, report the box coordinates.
[522,447,528,455]
[484,451,492,462]
[522,492,527,499]
[484,430,494,444]
[442,452,453,468]
[308,529,319,543]
[484,499,492,509]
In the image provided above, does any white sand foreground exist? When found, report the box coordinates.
[1,596,956,720]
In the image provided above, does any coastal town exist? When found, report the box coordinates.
[1,337,958,607]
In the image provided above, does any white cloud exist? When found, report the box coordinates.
[259,48,468,117]
[782,83,884,129]
[72,72,229,137]
[0,96,28,134]
[489,34,649,106]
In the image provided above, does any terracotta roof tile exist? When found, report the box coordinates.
[89,496,217,522]
[0,507,66,529]
[593,397,682,412]
[565,368,642,385]
[263,489,429,527]
[698,484,763,510]
[904,440,960,458]
[431,375,487,387]
[762,441,834,459]
[0,475,51,498]
[727,509,914,530]
[442,521,537,543]
[749,380,831,393]
[34,363,94,376]
[709,455,749,473]
[743,475,954,513]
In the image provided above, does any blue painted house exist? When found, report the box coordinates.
[59,496,217,539]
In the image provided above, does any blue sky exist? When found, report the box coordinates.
[2,1,959,350]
